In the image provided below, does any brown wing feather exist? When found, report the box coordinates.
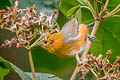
[61,17,79,43]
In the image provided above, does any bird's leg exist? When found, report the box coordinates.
[75,53,81,64]
[87,35,96,41]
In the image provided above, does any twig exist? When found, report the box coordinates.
[70,53,82,80]
[112,15,120,17]
[70,66,79,80]
[86,0,96,19]
[102,4,120,19]
[94,0,99,15]
[104,0,109,11]
[99,0,109,17]
[30,35,44,48]
[89,68,98,79]
[108,4,120,14]
[28,49,36,80]
[75,54,81,63]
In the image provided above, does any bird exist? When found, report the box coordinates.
[40,17,95,58]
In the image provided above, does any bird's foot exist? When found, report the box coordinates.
[88,35,96,41]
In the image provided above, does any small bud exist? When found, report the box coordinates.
[106,50,112,59]
[0,10,5,13]
[16,43,22,48]
[53,10,57,14]
[106,50,112,55]
[116,56,120,61]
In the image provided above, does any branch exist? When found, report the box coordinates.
[112,15,120,17]
[70,66,79,80]
[30,36,43,48]
[104,0,109,11]
[99,0,109,17]
[94,0,99,15]
[81,20,100,58]
[102,4,120,19]
[86,0,96,19]
[28,49,36,80]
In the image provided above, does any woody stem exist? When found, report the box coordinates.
[70,66,79,80]
[28,49,36,80]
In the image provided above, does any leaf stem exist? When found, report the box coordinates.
[112,15,120,17]
[99,0,109,17]
[104,0,109,11]
[86,0,96,19]
[89,68,98,79]
[102,4,120,19]
[30,35,44,48]
[94,0,99,15]
[28,49,36,80]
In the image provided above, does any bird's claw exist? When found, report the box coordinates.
[88,35,96,41]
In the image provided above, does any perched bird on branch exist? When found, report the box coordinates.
[40,17,95,59]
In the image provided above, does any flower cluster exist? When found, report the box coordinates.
[0,0,60,49]
[78,50,120,80]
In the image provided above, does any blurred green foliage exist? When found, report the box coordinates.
[0,57,31,80]
[0,0,11,9]
[0,57,62,80]
[0,57,11,80]
[0,67,9,80]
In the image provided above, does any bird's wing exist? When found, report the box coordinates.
[61,17,80,43]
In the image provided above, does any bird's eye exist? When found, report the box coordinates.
[44,40,48,44]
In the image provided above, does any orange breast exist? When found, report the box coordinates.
[55,24,89,57]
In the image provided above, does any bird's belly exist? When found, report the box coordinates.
[55,36,88,58]
[55,42,87,58]
[69,39,87,57]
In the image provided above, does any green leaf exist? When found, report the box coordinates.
[60,0,120,61]
[89,0,120,60]
[0,57,13,70]
[59,2,74,19]
[67,5,80,17]
[0,67,9,80]
[0,57,63,80]
[74,7,82,23]
[0,57,32,80]
[10,63,32,80]
[59,0,80,18]
[0,0,11,9]
[26,72,62,80]
[59,0,94,23]
[60,0,80,6]
[90,17,120,60]
[77,0,87,5]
